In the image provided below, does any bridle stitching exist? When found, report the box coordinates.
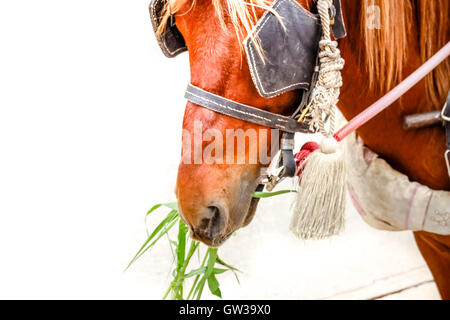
[186,91,273,123]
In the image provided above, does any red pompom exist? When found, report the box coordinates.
[294,142,320,176]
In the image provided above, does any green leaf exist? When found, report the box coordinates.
[205,248,218,277]
[212,268,228,275]
[145,217,178,251]
[162,202,178,211]
[145,206,178,235]
[212,287,222,299]
[252,189,296,198]
[145,203,163,217]
[216,257,241,285]
[147,210,177,242]
[126,215,179,270]
[186,249,209,300]
[184,267,207,278]
[167,238,177,260]
[130,200,243,300]
[216,257,240,272]
[232,272,241,285]
[125,210,178,271]
[207,274,221,298]
[208,274,219,292]
[194,277,206,300]
[176,220,188,270]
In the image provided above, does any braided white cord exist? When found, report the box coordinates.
[308,0,345,137]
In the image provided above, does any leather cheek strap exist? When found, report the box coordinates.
[443,92,450,177]
[444,92,450,149]
[185,84,313,134]
[331,0,347,39]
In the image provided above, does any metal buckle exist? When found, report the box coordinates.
[169,15,175,27]
[261,150,284,191]
[441,101,450,122]
[445,150,450,178]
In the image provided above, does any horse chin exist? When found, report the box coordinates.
[242,184,264,227]
[191,230,233,248]
[188,183,264,248]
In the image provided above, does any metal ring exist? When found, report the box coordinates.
[445,150,450,178]
[441,102,450,122]
[281,138,295,150]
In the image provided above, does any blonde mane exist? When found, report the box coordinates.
[157,0,272,44]
[158,0,449,108]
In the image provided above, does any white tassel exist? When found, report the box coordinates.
[290,137,347,240]
[289,0,346,240]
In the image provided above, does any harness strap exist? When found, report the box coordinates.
[443,92,450,177]
[185,84,313,134]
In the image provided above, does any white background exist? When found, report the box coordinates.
[0,1,440,299]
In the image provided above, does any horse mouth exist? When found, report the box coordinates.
[190,184,265,247]
[242,184,264,227]
[191,229,233,248]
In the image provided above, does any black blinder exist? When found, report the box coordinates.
[149,0,347,99]
[149,0,187,58]
[243,0,346,98]
[244,0,322,98]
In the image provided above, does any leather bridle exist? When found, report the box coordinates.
[150,0,450,182]
[442,93,450,177]
[151,0,346,181]
[185,84,313,134]
[184,84,315,179]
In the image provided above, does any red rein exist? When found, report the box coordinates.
[295,41,450,174]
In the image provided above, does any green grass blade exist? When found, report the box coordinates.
[216,257,240,272]
[129,217,179,268]
[176,220,188,270]
[205,248,218,277]
[162,202,178,211]
[145,203,163,216]
[144,204,165,235]
[144,217,178,253]
[252,189,296,198]
[212,268,228,275]
[216,256,241,285]
[212,287,222,299]
[125,210,178,271]
[162,286,172,300]
[184,267,207,278]
[146,205,176,228]
[194,277,206,300]
[207,274,221,298]
[231,270,241,285]
[187,249,209,300]
[130,197,265,300]
[166,236,177,261]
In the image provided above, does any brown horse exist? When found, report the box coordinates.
[162,0,450,298]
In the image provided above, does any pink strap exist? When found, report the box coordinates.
[334,42,450,142]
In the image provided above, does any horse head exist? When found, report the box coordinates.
[165,0,317,246]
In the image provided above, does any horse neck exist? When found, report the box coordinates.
[337,1,450,190]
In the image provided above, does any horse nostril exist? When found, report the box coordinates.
[196,205,226,240]
[208,206,223,238]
